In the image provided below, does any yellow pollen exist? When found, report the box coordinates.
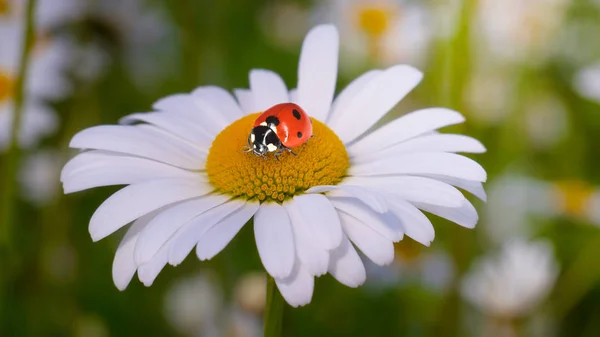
[355,5,394,38]
[554,180,595,218]
[206,113,349,203]
[0,70,14,103]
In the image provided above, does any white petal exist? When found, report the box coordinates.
[61,150,201,194]
[234,89,256,114]
[192,86,244,122]
[386,197,435,246]
[168,200,244,266]
[296,24,339,122]
[414,199,479,228]
[330,65,423,144]
[70,125,204,170]
[152,93,189,111]
[328,235,366,288]
[152,94,226,137]
[112,211,157,291]
[284,200,329,276]
[307,184,388,213]
[342,176,465,208]
[275,258,314,307]
[195,201,260,260]
[89,178,212,242]
[338,211,395,266]
[120,112,213,147]
[134,194,230,264]
[249,69,289,111]
[331,198,403,242]
[349,152,487,182]
[425,175,487,202]
[393,134,486,153]
[282,194,342,250]
[348,108,465,156]
[254,203,296,279]
[352,134,486,164]
[137,248,168,287]
[327,70,382,125]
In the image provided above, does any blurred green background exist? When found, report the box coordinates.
[2,0,600,336]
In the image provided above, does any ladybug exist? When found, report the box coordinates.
[245,103,313,158]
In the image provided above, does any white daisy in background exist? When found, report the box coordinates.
[485,174,600,245]
[311,0,431,74]
[164,272,262,337]
[484,174,555,245]
[9,0,85,31]
[0,7,72,151]
[461,239,558,319]
[523,91,569,150]
[55,0,173,87]
[364,242,454,294]
[18,149,64,205]
[464,67,516,126]
[61,24,487,307]
[475,0,570,65]
[573,63,600,104]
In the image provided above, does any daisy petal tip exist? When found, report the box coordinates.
[89,229,105,243]
[112,269,133,291]
[310,23,339,38]
[390,64,424,82]
[113,279,129,292]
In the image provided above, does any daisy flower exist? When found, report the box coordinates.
[315,0,431,72]
[61,24,487,307]
[461,239,558,318]
[475,0,570,65]
[485,174,600,245]
[0,5,72,151]
[164,272,263,337]
[574,62,600,104]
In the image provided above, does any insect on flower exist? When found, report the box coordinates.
[244,103,313,159]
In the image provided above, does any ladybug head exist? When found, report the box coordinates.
[248,125,282,156]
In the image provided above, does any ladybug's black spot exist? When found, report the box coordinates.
[292,109,302,120]
[266,116,280,126]
[297,131,303,138]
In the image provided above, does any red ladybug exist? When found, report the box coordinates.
[246,103,313,158]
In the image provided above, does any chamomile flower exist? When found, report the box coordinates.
[0,11,71,151]
[574,62,600,103]
[61,24,487,307]
[475,0,570,64]
[461,239,558,318]
[313,0,431,73]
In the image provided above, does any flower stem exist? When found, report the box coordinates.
[0,0,37,252]
[264,275,284,337]
[0,0,37,333]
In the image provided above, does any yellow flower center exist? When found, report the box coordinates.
[206,113,349,203]
[0,70,14,103]
[355,5,394,38]
[0,0,9,16]
[395,240,422,264]
[554,180,595,218]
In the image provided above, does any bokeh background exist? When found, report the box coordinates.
[2,0,600,336]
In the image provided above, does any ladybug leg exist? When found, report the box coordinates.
[286,148,297,156]
[274,149,285,161]
[243,136,254,153]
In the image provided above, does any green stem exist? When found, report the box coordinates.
[0,0,37,333]
[0,0,37,253]
[264,275,284,337]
